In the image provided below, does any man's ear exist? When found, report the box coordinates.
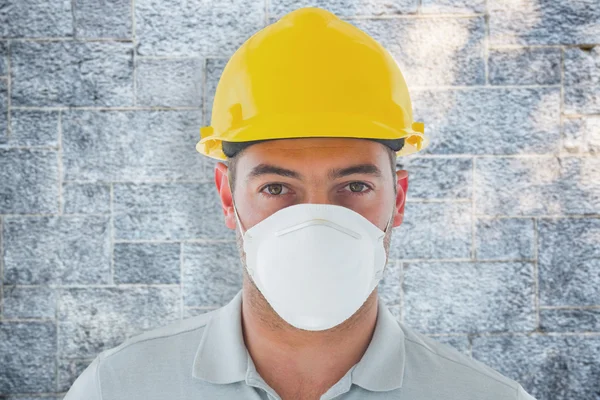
[214,162,236,230]
[393,170,408,227]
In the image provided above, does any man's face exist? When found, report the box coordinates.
[215,137,408,275]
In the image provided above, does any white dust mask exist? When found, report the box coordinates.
[231,190,393,331]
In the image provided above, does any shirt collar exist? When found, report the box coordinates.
[192,289,405,392]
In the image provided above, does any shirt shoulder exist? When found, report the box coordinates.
[101,310,215,359]
[63,310,217,400]
[398,322,537,400]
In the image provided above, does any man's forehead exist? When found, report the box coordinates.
[238,140,388,178]
[235,138,390,171]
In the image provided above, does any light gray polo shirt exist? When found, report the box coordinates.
[64,289,537,399]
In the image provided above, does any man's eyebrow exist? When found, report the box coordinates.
[248,164,302,180]
[246,163,383,181]
[329,163,383,179]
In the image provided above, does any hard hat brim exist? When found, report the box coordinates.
[196,112,428,161]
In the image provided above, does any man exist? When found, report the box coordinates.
[65,7,537,400]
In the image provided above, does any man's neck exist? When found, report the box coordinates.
[240,281,379,398]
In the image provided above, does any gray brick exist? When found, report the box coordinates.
[489,0,600,46]
[472,334,600,400]
[564,47,600,114]
[73,0,132,38]
[3,216,111,285]
[565,47,600,87]
[57,286,181,358]
[183,242,242,307]
[135,0,266,57]
[390,202,472,260]
[114,242,180,284]
[270,0,418,17]
[62,110,203,182]
[0,79,6,140]
[58,358,95,392]
[489,47,561,86]
[563,116,600,154]
[113,182,234,241]
[114,182,203,241]
[378,261,401,306]
[0,0,73,38]
[205,58,228,125]
[403,261,535,334]
[62,182,111,214]
[402,157,472,200]
[3,286,56,319]
[412,87,560,155]
[421,0,485,13]
[564,89,600,116]
[0,216,2,310]
[136,58,203,107]
[427,335,471,356]
[538,218,600,307]
[2,110,59,147]
[0,41,7,76]
[0,322,56,393]
[0,149,58,214]
[352,17,485,86]
[474,157,600,216]
[540,308,600,333]
[475,218,535,260]
[11,41,134,107]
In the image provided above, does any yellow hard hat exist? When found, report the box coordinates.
[196,7,428,161]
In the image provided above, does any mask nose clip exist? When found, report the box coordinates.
[276,220,362,239]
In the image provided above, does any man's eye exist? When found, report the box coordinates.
[345,182,372,195]
[260,184,289,197]
[259,182,372,198]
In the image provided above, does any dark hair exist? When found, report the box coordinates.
[225,138,401,196]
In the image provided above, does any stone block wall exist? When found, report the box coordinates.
[0,1,599,399]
